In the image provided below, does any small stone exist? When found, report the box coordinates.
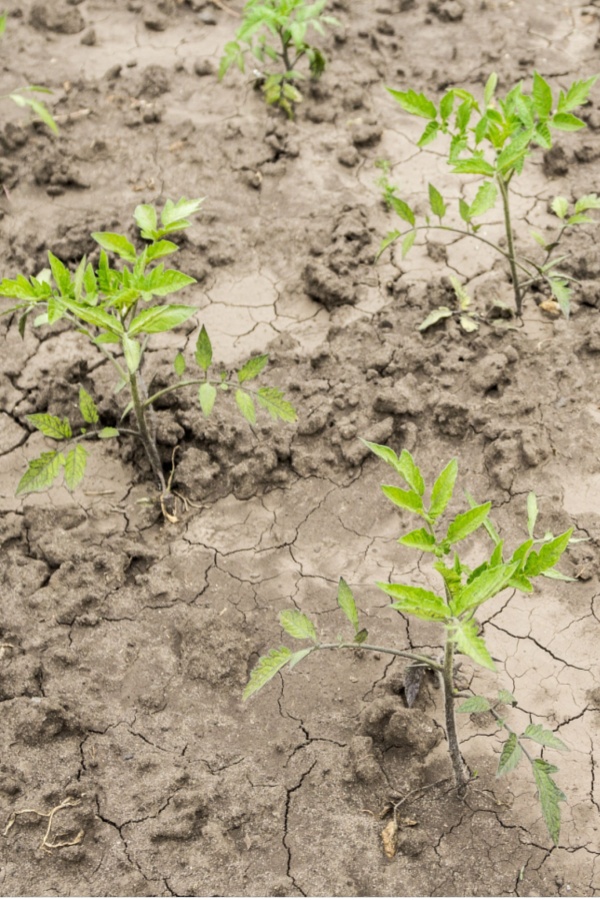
[80,27,96,45]
[337,145,360,167]
[193,59,214,77]
[144,10,168,31]
[198,10,217,24]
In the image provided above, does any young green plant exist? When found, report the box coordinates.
[381,72,600,317]
[0,13,58,134]
[245,447,572,844]
[219,0,339,117]
[0,199,296,514]
[419,275,479,333]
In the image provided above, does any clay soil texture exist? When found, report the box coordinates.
[1,0,600,896]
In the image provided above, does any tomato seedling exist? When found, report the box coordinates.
[0,13,57,134]
[219,0,339,117]
[0,199,296,517]
[245,446,573,844]
[380,72,600,318]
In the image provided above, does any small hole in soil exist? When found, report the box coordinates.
[485,384,500,398]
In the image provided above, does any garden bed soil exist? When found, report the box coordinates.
[1,0,600,895]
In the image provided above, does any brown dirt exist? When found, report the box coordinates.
[1,0,600,895]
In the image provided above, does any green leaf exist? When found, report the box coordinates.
[173,351,186,376]
[62,300,124,335]
[79,387,99,425]
[243,646,293,700]
[47,252,72,296]
[389,197,416,226]
[453,619,495,670]
[428,183,447,219]
[378,230,401,258]
[452,158,496,177]
[542,568,576,583]
[468,181,498,219]
[98,427,119,439]
[551,112,586,131]
[0,13,6,37]
[16,451,64,495]
[497,733,523,776]
[574,193,600,213]
[532,758,566,845]
[429,459,458,520]
[146,240,179,262]
[459,198,471,223]
[256,387,297,423]
[9,93,58,134]
[134,204,158,240]
[527,492,538,538]
[417,120,439,148]
[160,197,203,230]
[128,305,196,336]
[551,196,569,220]
[64,444,88,491]
[198,382,217,417]
[237,354,269,384]
[557,76,597,113]
[549,279,571,318]
[399,528,436,552]
[453,562,517,615]
[27,414,72,440]
[496,133,531,174]
[532,71,553,118]
[279,609,317,642]
[457,696,491,713]
[459,315,478,333]
[362,440,399,470]
[484,72,498,107]
[401,230,417,258]
[122,334,141,374]
[440,90,455,120]
[524,529,573,577]
[388,87,437,119]
[523,724,568,752]
[446,503,492,544]
[534,122,552,148]
[354,628,368,644]
[236,389,256,425]
[337,577,359,633]
[498,688,517,706]
[195,326,212,371]
[466,489,501,544]
[381,485,423,515]
[379,583,450,621]
[91,232,137,263]
[144,269,196,297]
[419,307,452,331]
[396,449,425,495]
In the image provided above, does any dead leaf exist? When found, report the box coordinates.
[404,664,425,708]
[378,802,393,820]
[381,818,398,859]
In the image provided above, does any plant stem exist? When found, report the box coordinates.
[317,642,443,671]
[128,370,166,493]
[442,635,469,797]
[497,175,523,315]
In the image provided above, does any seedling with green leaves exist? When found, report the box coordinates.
[419,275,479,333]
[219,0,339,117]
[381,72,600,318]
[0,199,296,515]
[245,447,572,844]
[0,13,58,135]
[375,159,400,210]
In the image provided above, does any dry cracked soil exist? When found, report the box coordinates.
[1,0,600,896]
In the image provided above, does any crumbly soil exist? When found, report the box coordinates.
[1,0,600,896]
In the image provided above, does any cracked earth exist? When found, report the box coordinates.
[1,0,600,895]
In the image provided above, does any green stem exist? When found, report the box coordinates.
[497,175,523,315]
[317,642,443,672]
[442,634,468,796]
[128,370,166,493]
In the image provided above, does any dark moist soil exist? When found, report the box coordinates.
[1,0,600,896]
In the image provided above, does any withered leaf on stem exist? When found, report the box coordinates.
[381,818,398,859]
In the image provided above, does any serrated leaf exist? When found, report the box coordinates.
[47,252,72,296]
[128,305,196,336]
[362,440,399,470]
[468,181,498,219]
[399,528,436,552]
[389,197,416,226]
[143,269,196,297]
[161,197,203,229]
[16,451,64,495]
[457,696,491,713]
[91,232,137,263]
[524,529,572,577]
[419,307,453,331]
[98,427,119,439]
[452,158,496,177]
[453,562,517,615]
[146,240,179,262]
[498,688,517,706]
[404,664,424,708]
[388,87,437,119]
[379,583,450,622]
[235,389,256,425]
[337,577,359,633]
[574,193,600,213]
[542,567,575,582]
[237,354,269,384]
[429,458,458,520]
[428,183,447,219]
[63,444,88,491]
[396,449,425,495]
[497,732,523,776]
[173,351,186,376]
[134,204,158,239]
[279,609,317,642]
[551,196,569,220]
[453,619,495,670]
[523,724,568,751]
[62,299,123,335]
[378,229,401,258]
[79,387,99,425]
[459,198,471,223]
[381,485,423,514]
[532,758,566,845]
[417,120,439,147]
[532,71,553,118]
[256,387,297,423]
[551,112,586,131]
[195,325,212,372]
[27,414,72,440]
[243,646,293,700]
[484,72,498,106]
[534,122,552,148]
[557,76,597,113]
[446,503,492,544]
[401,230,417,258]
[198,382,217,417]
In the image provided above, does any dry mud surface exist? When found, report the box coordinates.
[1,0,600,896]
